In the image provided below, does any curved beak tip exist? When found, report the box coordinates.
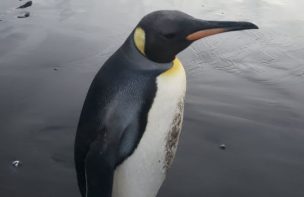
[244,22,259,30]
[253,24,259,29]
[226,21,259,31]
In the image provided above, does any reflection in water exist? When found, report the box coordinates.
[0,0,304,197]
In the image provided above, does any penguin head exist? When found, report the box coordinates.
[133,10,258,63]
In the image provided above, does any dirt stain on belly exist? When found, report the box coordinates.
[164,100,184,171]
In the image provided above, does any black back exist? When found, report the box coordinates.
[74,35,172,197]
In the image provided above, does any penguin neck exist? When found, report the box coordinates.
[119,35,173,72]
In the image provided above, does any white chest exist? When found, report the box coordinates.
[112,59,186,197]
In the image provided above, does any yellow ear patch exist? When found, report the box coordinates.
[134,27,146,55]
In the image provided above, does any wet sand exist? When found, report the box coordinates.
[1,0,304,196]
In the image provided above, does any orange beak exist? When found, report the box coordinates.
[185,21,258,41]
[186,28,226,41]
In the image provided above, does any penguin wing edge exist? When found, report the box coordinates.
[84,136,118,197]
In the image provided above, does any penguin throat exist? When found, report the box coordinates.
[134,27,146,55]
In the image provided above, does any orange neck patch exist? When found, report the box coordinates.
[161,58,184,77]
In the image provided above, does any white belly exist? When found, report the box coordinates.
[112,59,186,197]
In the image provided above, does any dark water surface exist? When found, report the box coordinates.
[1,0,304,196]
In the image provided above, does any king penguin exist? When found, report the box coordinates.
[74,10,258,197]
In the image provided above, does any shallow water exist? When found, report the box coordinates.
[1,0,304,196]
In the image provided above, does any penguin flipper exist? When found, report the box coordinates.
[85,137,117,197]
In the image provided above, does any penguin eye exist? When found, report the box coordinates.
[163,33,176,39]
